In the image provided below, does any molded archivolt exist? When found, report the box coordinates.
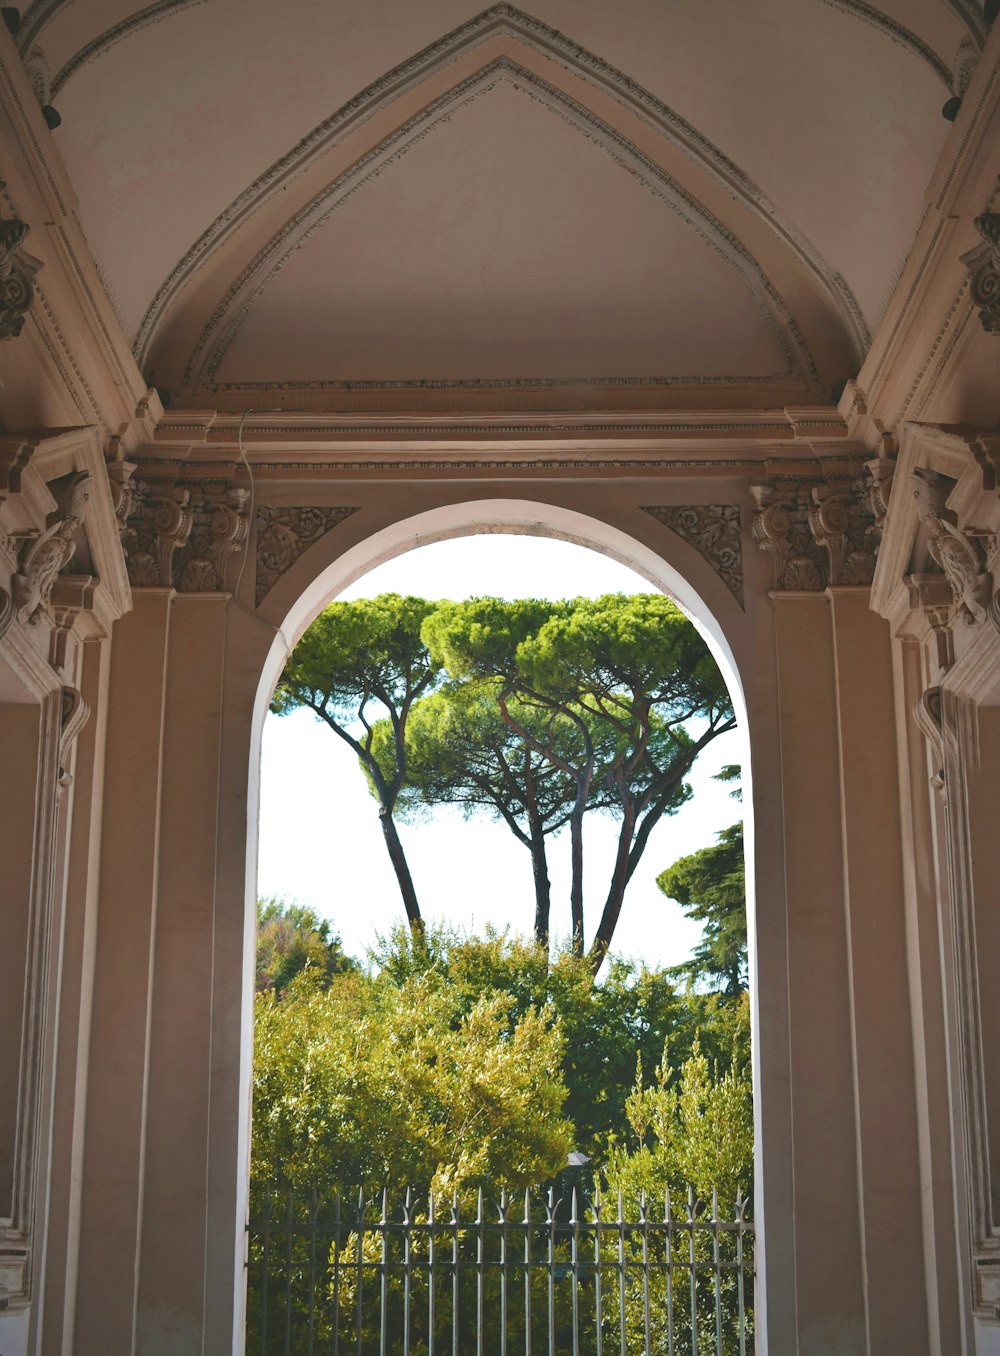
[136,5,871,401]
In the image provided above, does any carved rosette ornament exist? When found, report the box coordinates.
[751,468,885,591]
[963,212,1000,335]
[642,505,743,606]
[255,505,358,606]
[13,471,91,624]
[0,210,41,342]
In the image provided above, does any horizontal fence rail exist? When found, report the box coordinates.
[247,1185,754,1355]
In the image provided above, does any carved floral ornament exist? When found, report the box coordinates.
[0,205,41,343]
[121,487,358,605]
[749,461,891,592]
[642,504,744,607]
[963,212,1000,335]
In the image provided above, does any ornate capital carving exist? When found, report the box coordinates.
[911,467,989,625]
[641,504,743,606]
[12,471,91,625]
[963,212,1000,335]
[751,467,885,592]
[0,211,41,343]
[255,505,358,606]
[750,483,825,591]
[124,483,253,592]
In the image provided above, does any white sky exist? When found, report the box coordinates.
[257,535,741,968]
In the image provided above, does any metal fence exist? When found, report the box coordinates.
[247,1185,754,1355]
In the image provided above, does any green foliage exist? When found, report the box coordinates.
[252,957,572,1197]
[366,924,743,1163]
[658,823,748,995]
[255,897,356,995]
[603,996,754,1205]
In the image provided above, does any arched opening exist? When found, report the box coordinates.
[244,498,758,1350]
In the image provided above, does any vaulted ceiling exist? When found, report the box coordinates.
[19,0,983,408]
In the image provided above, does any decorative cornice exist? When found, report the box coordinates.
[255,505,358,607]
[49,0,205,98]
[750,465,886,591]
[136,3,866,368]
[0,209,41,342]
[185,59,818,394]
[642,504,743,607]
[962,212,1000,334]
[815,0,958,84]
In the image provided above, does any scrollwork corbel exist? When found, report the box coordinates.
[12,471,91,625]
[911,467,989,625]
[750,483,825,591]
[913,685,946,797]
[0,211,41,343]
[57,684,90,798]
[963,212,1000,335]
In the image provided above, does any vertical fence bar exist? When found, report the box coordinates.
[332,1191,341,1356]
[664,1191,675,1356]
[283,1190,294,1356]
[499,1191,508,1356]
[687,1190,699,1356]
[639,1192,651,1356]
[257,1193,272,1356]
[570,1188,581,1356]
[379,1190,388,1356]
[428,1191,436,1356]
[546,1188,556,1356]
[476,1189,485,1356]
[616,1192,626,1356]
[711,1189,723,1356]
[735,1196,747,1356]
[306,1189,318,1356]
[523,1190,532,1356]
[356,1190,366,1356]
[451,1193,460,1356]
[403,1188,413,1356]
[593,1190,603,1356]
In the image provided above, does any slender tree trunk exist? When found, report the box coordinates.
[528,830,551,952]
[590,801,637,973]
[569,809,585,957]
[378,808,423,934]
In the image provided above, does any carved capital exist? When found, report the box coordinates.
[12,471,91,625]
[255,505,358,606]
[0,212,41,343]
[123,481,252,592]
[642,504,743,606]
[751,484,824,591]
[911,467,989,625]
[963,212,1000,335]
[123,486,192,587]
